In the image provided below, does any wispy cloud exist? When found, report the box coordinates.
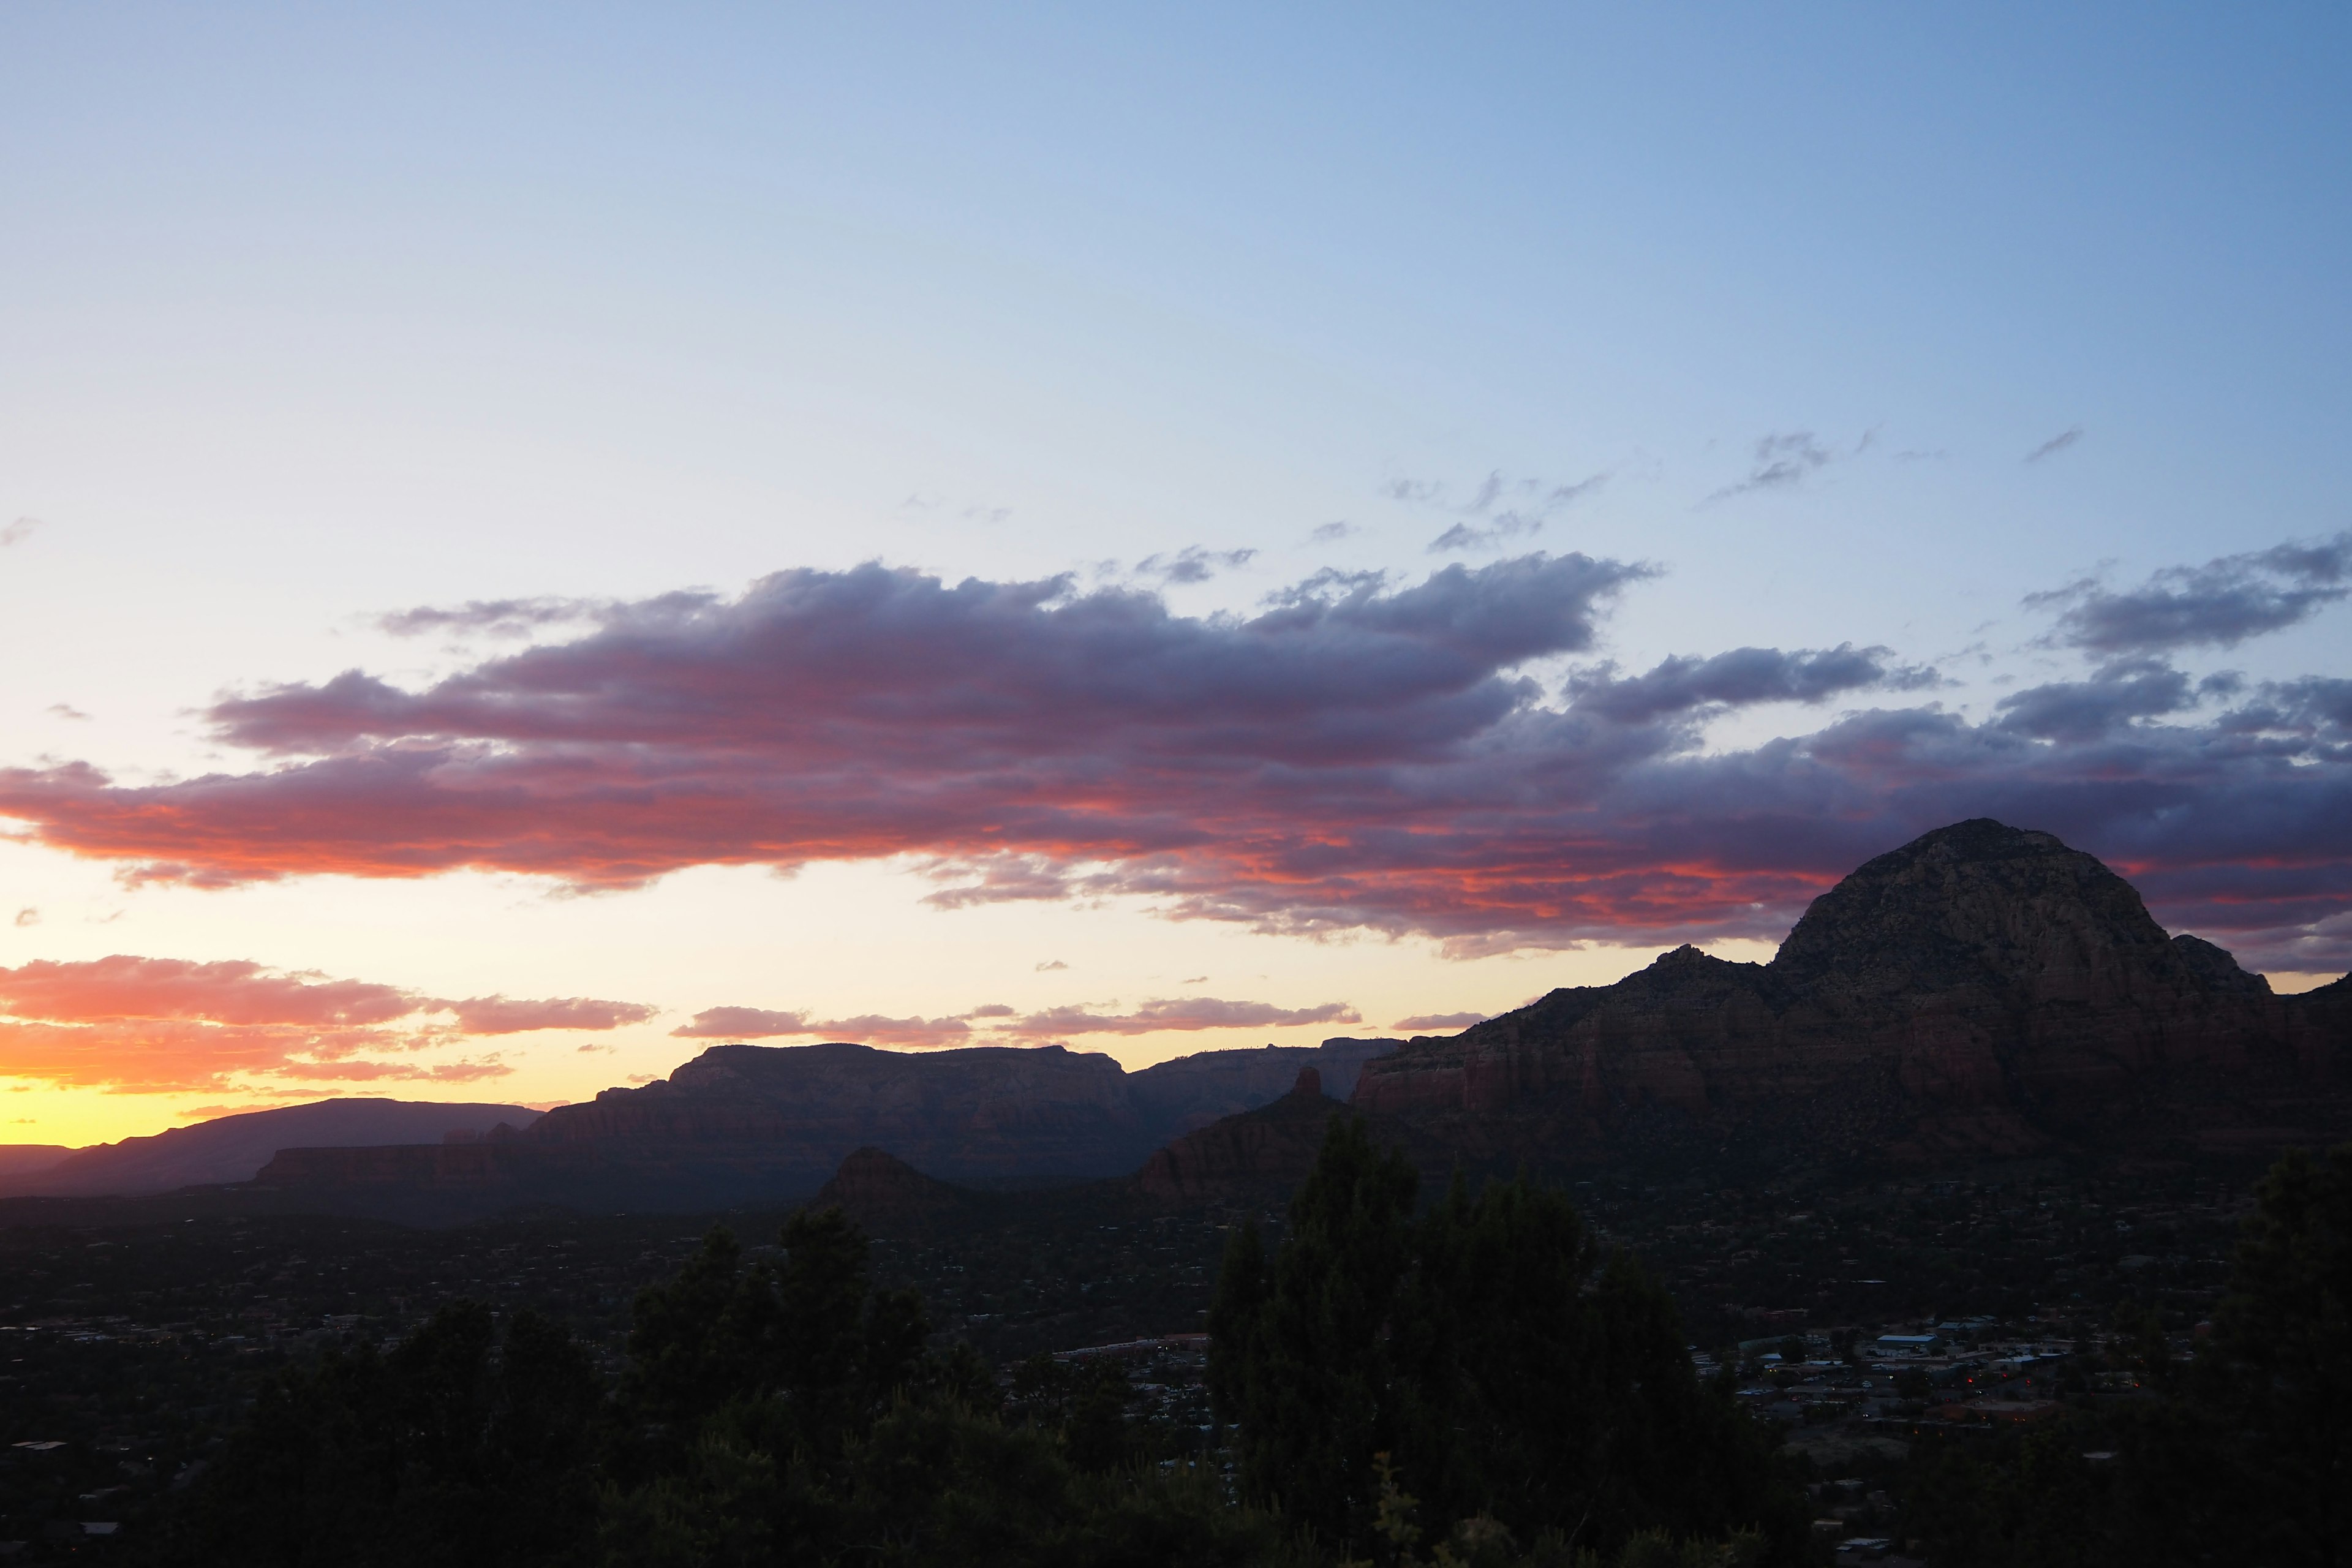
[1135,546,1257,584]
[379,597,608,639]
[0,518,40,548]
[2024,426,2084,464]
[1705,431,1840,502]
[1387,469,1609,552]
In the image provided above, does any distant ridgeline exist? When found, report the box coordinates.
[252,1038,1400,1217]
[162,820,2352,1219]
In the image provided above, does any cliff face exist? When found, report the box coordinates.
[1354,820,2346,1169]
[528,1042,1145,1186]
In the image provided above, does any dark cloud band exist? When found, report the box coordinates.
[0,552,2345,970]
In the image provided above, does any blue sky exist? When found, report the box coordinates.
[2,5,2348,1142]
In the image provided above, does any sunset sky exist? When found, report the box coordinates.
[4,5,2350,1147]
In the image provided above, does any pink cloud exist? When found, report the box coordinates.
[1007,997,1362,1037]
[0,956,651,1092]
[440,995,659,1033]
[671,995,1359,1047]
[1392,1011,1487,1031]
[671,1006,974,1049]
[0,955,414,1027]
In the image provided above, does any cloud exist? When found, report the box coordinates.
[2024,427,2084,464]
[1994,659,2198,741]
[438,995,659,1034]
[670,1006,810,1038]
[1389,469,1606,552]
[1007,997,1360,1037]
[671,995,1360,1045]
[2026,532,2352,655]
[1392,1011,1486,1032]
[1310,521,1356,543]
[1566,645,1939,725]
[1,518,40,548]
[379,597,603,639]
[1135,546,1257,584]
[0,956,418,1028]
[1430,513,1543,554]
[47,704,89,721]
[12,909,34,927]
[0,551,2349,970]
[0,956,647,1091]
[669,1006,973,1048]
[1034,959,1069,972]
[1706,432,1838,502]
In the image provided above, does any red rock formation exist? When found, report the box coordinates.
[1354,820,2349,1169]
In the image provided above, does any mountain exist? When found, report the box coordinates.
[1133,1067,1356,1204]
[806,1146,1006,1232]
[1354,819,2349,1172]
[251,1038,1403,1216]
[5,1099,542,1197]
[0,1145,70,1180]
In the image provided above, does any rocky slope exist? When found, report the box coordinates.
[1133,1068,1355,1203]
[1354,820,2347,1171]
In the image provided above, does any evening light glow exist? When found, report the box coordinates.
[2,6,2348,1145]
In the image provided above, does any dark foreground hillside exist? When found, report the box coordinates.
[5,1121,2344,1567]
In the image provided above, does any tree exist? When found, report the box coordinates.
[1212,1123,1802,1561]
[2191,1143,2352,1568]
[170,1303,603,1568]
[1218,1115,1419,1542]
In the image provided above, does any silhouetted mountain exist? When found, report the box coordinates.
[6,1099,542,1197]
[0,1145,70,1180]
[252,1039,1402,1218]
[1134,1067,1358,1204]
[807,1146,1004,1232]
[1356,819,2350,1172]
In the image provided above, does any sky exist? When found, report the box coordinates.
[2,4,2348,1147]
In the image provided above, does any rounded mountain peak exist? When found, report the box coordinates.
[1770,818,2177,998]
